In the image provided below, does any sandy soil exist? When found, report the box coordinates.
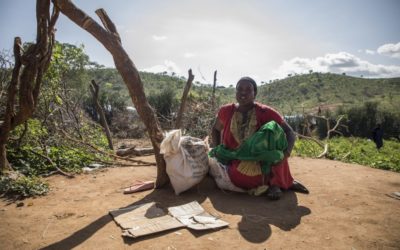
[1,154,399,250]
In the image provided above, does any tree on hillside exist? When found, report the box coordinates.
[0,0,58,173]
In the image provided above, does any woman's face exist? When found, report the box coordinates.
[236,80,255,106]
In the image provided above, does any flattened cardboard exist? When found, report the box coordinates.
[110,202,184,238]
[110,201,228,238]
[168,201,229,230]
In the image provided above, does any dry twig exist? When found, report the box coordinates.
[28,149,74,178]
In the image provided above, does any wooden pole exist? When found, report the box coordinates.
[175,69,194,129]
[90,80,114,150]
[211,70,217,109]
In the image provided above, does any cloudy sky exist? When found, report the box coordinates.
[1,0,400,86]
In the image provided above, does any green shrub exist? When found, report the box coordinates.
[293,137,400,172]
[0,176,49,197]
[293,138,321,158]
[148,87,178,128]
[7,119,110,176]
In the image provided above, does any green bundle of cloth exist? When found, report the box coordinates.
[209,121,288,174]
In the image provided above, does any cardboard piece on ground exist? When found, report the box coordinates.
[168,201,229,230]
[110,202,184,238]
[110,201,228,238]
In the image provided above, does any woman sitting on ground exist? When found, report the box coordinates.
[211,76,309,200]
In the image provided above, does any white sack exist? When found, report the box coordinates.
[160,130,209,195]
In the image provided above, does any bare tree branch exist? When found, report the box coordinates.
[297,114,347,158]
[296,133,325,148]
[28,149,74,178]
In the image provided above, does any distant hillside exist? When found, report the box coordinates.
[257,73,400,114]
[88,68,235,106]
[88,69,400,115]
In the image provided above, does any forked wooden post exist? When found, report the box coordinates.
[175,69,195,129]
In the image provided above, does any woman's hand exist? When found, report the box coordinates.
[281,121,296,158]
[211,118,223,147]
[284,149,291,158]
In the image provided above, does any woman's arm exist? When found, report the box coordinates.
[211,118,223,147]
[281,121,296,157]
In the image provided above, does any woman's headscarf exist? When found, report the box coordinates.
[236,76,257,96]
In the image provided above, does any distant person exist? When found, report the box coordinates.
[372,124,384,149]
[211,76,309,200]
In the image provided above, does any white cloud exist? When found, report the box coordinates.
[183,52,196,58]
[365,49,375,55]
[116,25,125,30]
[272,52,400,79]
[377,42,400,59]
[152,35,167,41]
[125,29,136,34]
[141,60,181,75]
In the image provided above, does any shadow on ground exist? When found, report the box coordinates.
[40,176,310,249]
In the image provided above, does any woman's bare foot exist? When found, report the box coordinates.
[267,185,282,200]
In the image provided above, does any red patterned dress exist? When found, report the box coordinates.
[216,102,294,190]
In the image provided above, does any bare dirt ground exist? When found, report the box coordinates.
[1,152,400,250]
